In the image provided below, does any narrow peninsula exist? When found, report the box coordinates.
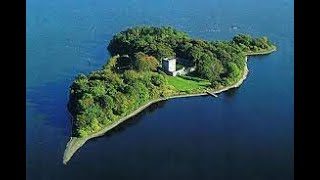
[63,26,276,164]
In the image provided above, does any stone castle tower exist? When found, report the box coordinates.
[162,58,176,73]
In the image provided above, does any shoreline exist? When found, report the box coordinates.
[246,46,276,56]
[63,55,252,164]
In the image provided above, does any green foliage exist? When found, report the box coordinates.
[123,70,140,84]
[98,94,113,109]
[80,93,94,107]
[113,92,129,115]
[226,62,241,79]
[232,34,273,53]
[151,73,167,86]
[89,80,106,97]
[68,26,275,137]
[102,55,120,71]
[132,82,150,103]
[134,52,159,71]
[107,26,189,60]
[68,57,171,137]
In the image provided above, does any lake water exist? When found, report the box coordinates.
[26,0,294,179]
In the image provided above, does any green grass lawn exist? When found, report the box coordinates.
[166,75,210,92]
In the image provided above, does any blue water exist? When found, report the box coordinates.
[26,0,294,179]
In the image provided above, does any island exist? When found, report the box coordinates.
[63,26,276,164]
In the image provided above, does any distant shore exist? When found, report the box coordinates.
[63,46,276,164]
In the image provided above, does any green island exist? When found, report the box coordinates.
[63,26,276,164]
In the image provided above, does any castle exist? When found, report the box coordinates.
[161,57,196,76]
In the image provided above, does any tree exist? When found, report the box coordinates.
[103,55,120,71]
[232,34,252,46]
[132,82,149,103]
[112,92,129,115]
[151,74,167,86]
[78,93,95,111]
[98,94,114,109]
[123,70,140,84]
[89,80,106,97]
[210,58,223,81]
[226,62,240,79]
[134,52,159,71]
[195,53,213,79]
[154,43,176,60]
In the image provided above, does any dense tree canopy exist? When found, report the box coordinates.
[107,26,274,88]
[107,26,188,60]
[68,57,172,137]
[69,26,275,137]
[232,34,273,52]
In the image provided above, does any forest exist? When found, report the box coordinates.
[68,26,275,137]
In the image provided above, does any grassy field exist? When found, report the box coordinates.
[167,75,210,92]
